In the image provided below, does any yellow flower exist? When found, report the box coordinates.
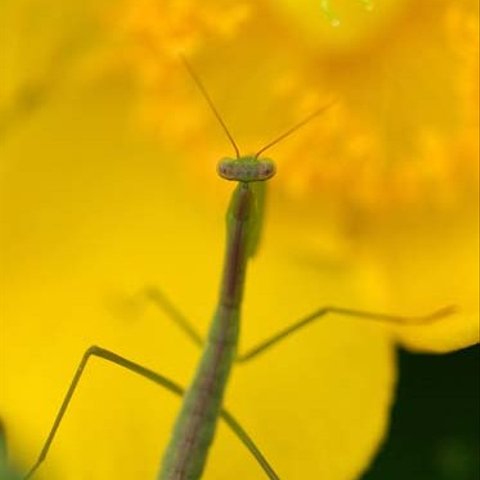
[0,0,477,479]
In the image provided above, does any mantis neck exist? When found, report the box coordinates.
[219,182,255,309]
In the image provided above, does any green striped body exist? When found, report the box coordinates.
[158,307,239,479]
[158,183,257,479]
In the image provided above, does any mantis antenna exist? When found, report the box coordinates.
[180,54,241,159]
[254,98,337,158]
[180,54,337,161]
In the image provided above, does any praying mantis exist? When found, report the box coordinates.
[19,56,455,480]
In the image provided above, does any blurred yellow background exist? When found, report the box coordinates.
[1,0,478,479]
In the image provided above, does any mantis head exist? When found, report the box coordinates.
[217,156,276,182]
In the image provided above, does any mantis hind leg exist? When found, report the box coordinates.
[237,305,457,363]
[23,346,280,480]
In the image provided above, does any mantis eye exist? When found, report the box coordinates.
[257,160,276,180]
[217,160,234,179]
